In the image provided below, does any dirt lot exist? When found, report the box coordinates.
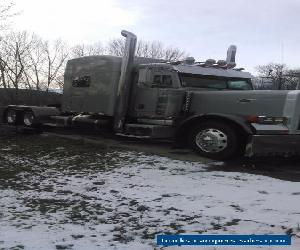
[0,132,300,250]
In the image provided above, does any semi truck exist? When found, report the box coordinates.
[2,30,300,160]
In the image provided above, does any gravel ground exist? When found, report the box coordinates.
[0,134,299,250]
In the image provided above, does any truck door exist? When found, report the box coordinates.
[130,68,159,118]
[155,73,184,118]
[130,68,184,118]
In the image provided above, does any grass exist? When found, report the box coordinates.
[0,134,124,191]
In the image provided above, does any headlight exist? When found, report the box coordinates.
[258,116,287,124]
[6,109,17,125]
[247,115,287,124]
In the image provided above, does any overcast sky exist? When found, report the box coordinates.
[12,0,300,73]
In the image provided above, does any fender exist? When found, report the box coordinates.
[27,106,60,118]
[176,113,254,136]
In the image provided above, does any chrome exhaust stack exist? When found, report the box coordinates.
[226,45,237,69]
[113,30,137,132]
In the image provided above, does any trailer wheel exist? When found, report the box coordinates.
[188,121,239,160]
[5,108,17,125]
[23,110,35,127]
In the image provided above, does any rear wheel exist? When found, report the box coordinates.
[188,121,240,160]
[23,110,35,127]
[6,108,17,125]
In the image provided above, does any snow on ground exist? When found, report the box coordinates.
[0,135,299,250]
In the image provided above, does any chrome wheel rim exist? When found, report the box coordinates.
[195,128,228,153]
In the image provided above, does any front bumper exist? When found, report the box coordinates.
[246,134,300,157]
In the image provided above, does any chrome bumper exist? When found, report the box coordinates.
[246,134,300,156]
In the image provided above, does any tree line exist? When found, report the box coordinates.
[0,2,299,91]
[0,2,187,91]
[254,63,300,90]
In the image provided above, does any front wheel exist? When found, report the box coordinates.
[188,122,240,160]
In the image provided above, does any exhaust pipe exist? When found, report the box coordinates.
[226,45,237,69]
[113,30,137,132]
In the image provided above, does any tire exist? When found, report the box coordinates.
[188,121,239,160]
[23,110,35,127]
[5,108,18,125]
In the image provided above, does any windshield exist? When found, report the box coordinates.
[179,73,253,90]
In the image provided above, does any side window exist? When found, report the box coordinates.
[153,75,161,85]
[227,80,252,90]
[152,74,173,88]
[162,75,172,87]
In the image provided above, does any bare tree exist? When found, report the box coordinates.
[107,38,125,57]
[22,34,47,90]
[285,69,300,90]
[164,46,186,61]
[0,29,187,92]
[255,63,294,90]
[71,38,187,62]
[71,42,105,58]
[0,31,36,105]
[0,1,17,30]
[0,31,69,91]
[0,31,33,89]
[43,39,69,91]
[107,38,187,61]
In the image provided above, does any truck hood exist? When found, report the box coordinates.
[189,90,293,117]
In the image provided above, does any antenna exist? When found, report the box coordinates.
[281,42,284,64]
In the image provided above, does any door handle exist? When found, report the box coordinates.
[238,98,256,103]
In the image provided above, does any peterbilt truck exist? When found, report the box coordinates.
[2,30,300,160]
